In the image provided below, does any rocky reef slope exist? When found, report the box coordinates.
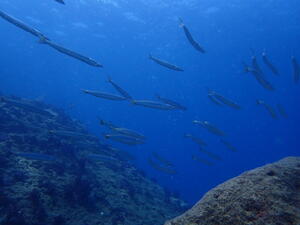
[0,95,185,225]
[165,157,300,225]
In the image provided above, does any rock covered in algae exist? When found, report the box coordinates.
[0,95,186,225]
[165,157,300,225]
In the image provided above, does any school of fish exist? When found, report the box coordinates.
[0,3,297,174]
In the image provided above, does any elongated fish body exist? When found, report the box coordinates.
[104,133,145,145]
[192,155,213,166]
[112,127,146,140]
[131,100,176,110]
[179,18,205,53]
[99,119,117,129]
[82,89,126,101]
[256,100,277,119]
[291,56,299,83]
[207,94,223,106]
[262,52,279,75]
[0,97,54,117]
[149,54,184,72]
[55,0,65,4]
[277,103,288,118]
[251,56,263,75]
[87,154,118,162]
[49,130,97,139]
[152,152,173,167]
[198,147,222,161]
[208,90,241,109]
[40,39,102,67]
[15,152,56,161]
[148,158,177,175]
[156,95,187,110]
[108,77,132,100]
[220,139,237,152]
[0,10,49,40]
[246,67,275,91]
[184,134,207,146]
[193,120,226,136]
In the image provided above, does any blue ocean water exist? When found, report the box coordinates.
[0,0,299,204]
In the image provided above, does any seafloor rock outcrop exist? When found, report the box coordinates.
[0,95,186,225]
[165,157,300,225]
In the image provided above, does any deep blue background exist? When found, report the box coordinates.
[0,0,299,204]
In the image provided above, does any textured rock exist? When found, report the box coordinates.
[0,95,185,225]
[165,157,300,225]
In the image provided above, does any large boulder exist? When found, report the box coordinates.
[165,157,300,225]
[0,95,185,225]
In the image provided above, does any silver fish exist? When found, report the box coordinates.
[256,100,277,119]
[207,94,223,106]
[149,54,184,72]
[184,133,207,146]
[107,77,132,100]
[0,97,55,117]
[148,157,177,175]
[104,133,145,145]
[111,127,146,140]
[152,152,173,167]
[40,39,102,67]
[156,94,187,110]
[198,147,222,161]
[220,139,237,152]
[192,155,213,166]
[244,65,275,91]
[251,56,263,75]
[131,100,176,110]
[207,89,241,110]
[49,130,97,140]
[0,10,49,40]
[179,18,205,53]
[86,154,118,162]
[262,51,279,75]
[99,119,117,129]
[82,89,126,101]
[193,120,226,136]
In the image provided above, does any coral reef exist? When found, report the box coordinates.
[165,157,300,225]
[0,95,185,225]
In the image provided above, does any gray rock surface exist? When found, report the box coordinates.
[165,157,300,225]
